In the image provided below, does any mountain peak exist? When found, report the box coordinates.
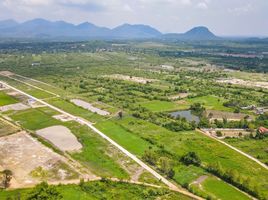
[184,26,217,40]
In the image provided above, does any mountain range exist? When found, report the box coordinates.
[0,18,218,40]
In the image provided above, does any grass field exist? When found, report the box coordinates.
[0,181,192,200]
[224,137,268,165]
[139,100,188,112]
[0,118,19,137]
[191,176,251,200]
[69,122,129,179]
[0,91,18,106]
[10,107,61,130]
[187,95,232,111]
[95,120,153,156]
[100,117,268,198]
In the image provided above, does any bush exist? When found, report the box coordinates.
[180,152,201,166]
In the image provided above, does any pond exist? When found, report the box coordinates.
[170,110,200,123]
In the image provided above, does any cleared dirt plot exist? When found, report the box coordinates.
[202,128,251,138]
[53,114,73,122]
[104,74,157,84]
[206,110,254,121]
[169,93,190,100]
[71,99,110,116]
[0,118,19,137]
[0,103,30,112]
[0,132,78,188]
[0,71,14,76]
[36,125,82,152]
[217,78,268,89]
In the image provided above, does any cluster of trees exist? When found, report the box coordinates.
[0,169,12,189]
[180,152,201,167]
[207,162,264,199]
[142,150,175,179]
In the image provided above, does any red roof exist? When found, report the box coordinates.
[258,127,268,134]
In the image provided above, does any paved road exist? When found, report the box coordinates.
[1,81,202,200]
[197,129,268,170]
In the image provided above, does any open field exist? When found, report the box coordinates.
[36,125,82,152]
[0,117,20,137]
[206,110,254,121]
[71,99,110,116]
[224,137,268,165]
[191,176,251,200]
[0,91,18,106]
[0,132,78,188]
[98,117,268,198]
[104,74,157,84]
[218,78,268,89]
[139,100,188,112]
[187,95,232,112]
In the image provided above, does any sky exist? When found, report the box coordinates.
[0,0,267,36]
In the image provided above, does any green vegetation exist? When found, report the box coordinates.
[1,39,268,199]
[225,137,268,165]
[10,107,60,130]
[0,180,192,200]
[0,91,18,106]
[191,176,251,200]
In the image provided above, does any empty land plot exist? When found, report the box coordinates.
[217,78,268,89]
[36,125,82,152]
[0,103,30,112]
[104,74,157,84]
[0,91,18,106]
[0,132,78,187]
[206,110,254,121]
[71,99,110,116]
[203,129,250,138]
[0,118,19,137]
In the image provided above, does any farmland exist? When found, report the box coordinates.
[0,39,267,199]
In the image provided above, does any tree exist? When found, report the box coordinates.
[2,169,12,188]
[143,150,157,165]
[180,152,201,166]
[118,111,123,119]
[216,131,223,137]
[26,182,63,200]
[159,157,171,174]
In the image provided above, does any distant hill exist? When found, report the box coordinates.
[0,18,219,40]
[162,26,219,40]
[111,23,162,39]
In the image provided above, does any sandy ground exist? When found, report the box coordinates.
[202,128,251,138]
[71,99,110,116]
[0,132,77,188]
[217,78,268,89]
[0,71,14,76]
[169,93,190,100]
[53,114,73,122]
[104,74,157,84]
[36,126,82,152]
[0,103,30,112]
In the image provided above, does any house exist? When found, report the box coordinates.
[258,127,268,135]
